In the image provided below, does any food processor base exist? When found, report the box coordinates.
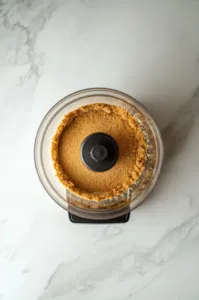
[68,212,130,223]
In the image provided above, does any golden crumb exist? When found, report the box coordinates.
[51,103,146,201]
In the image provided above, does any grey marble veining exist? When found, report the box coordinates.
[163,86,199,163]
[1,1,199,300]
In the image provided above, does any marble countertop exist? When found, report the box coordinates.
[1,1,199,299]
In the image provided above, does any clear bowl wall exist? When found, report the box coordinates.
[34,88,163,220]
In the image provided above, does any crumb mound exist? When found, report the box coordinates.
[51,103,146,201]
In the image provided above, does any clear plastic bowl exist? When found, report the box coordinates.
[34,88,163,220]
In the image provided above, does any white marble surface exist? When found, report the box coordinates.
[1,1,199,299]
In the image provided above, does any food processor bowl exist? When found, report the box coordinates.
[34,88,163,220]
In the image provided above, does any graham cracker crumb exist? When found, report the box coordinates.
[51,103,147,201]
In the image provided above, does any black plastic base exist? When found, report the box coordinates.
[68,212,130,223]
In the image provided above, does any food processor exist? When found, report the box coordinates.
[34,88,163,223]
